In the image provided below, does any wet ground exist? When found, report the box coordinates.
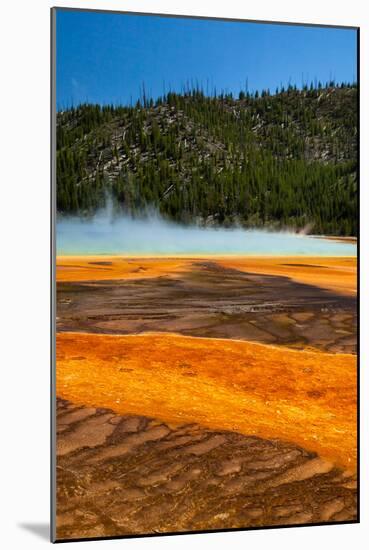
[55,258,357,540]
[56,398,357,540]
[57,261,356,353]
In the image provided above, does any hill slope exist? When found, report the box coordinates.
[56,85,357,235]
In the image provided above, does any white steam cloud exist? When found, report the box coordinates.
[56,204,356,257]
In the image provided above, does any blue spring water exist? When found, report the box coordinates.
[56,214,356,256]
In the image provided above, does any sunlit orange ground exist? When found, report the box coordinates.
[56,255,356,295]
[56,256,193,282]
[217,256,356,296]
[56,331,356,471]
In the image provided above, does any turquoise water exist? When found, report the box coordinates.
[56,215,356,256]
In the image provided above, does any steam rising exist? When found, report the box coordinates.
[56,207,356,257]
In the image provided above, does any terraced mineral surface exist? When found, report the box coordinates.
[55,255,357,540]
[56,399,357,540]
[57,258,356,354]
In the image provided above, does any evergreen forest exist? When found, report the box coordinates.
[56,82,357,235]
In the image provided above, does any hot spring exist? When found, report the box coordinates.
[56,212,356,256]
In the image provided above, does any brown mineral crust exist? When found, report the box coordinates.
[55,254,357,539]
[56,399,357,540]
[57,259,357,354]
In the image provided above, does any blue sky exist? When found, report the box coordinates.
[56,9,357,109]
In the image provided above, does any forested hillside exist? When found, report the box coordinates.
[56,83,357,235]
